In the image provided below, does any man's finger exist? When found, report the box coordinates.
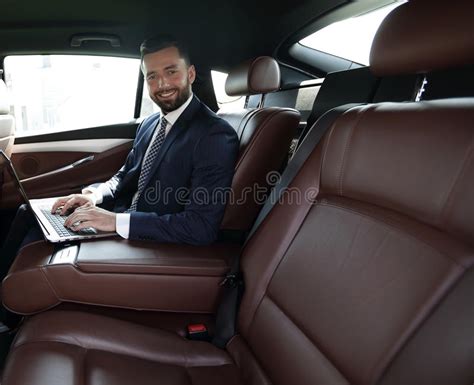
[51,196,70,213]
[61,197,80,215]
[64,211,81,227]
[75,204,92,211]
[65,212,82,227]
[60,199,73,215]
[64,210,95,227]
[70,219,93,231]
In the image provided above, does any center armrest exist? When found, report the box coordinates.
[75,240,233,276]
[2,239,240,315]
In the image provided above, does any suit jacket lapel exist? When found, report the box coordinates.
[142,96,201,189]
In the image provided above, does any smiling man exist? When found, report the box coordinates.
[47,36,240,244]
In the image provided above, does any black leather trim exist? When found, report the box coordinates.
[14,123,139,144]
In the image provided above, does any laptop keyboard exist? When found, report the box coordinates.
[40,209,97,238]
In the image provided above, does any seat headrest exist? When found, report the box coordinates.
[370,1,474,76]
[225,56,280,96]
[0,80,10,114]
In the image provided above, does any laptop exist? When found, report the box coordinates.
[0,150,117,243]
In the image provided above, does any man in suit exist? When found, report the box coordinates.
[1,36,239,278]
[54,36,239,244]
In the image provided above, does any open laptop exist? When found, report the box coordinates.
[0,150,116,243]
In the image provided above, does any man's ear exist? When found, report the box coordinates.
[188,65,196,84]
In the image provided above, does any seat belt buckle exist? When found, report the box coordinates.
[220,272,243,288]
[187,323,210,341]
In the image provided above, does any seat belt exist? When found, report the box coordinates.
[212,103,362,349]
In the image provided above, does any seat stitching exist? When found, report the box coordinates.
[13,340,223,369]
[259,294,351,384]
[320,119,337,180]
[365,263,465,385]
[183,339,190,368]
[318,201,469,268]
[337,215,365,270]
[231,108,260,169]
[338,105,372,196]
[338,120,355,196]
[247,58,257,94]
[184,366,195,385]
[79,347,88,385]
[235,108,294,170]
[243,200,318,334]
[39,267,61,300]
[14,338,86,350]
[238,108,259,138]
[439,137,474,226]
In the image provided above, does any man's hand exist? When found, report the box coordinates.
[51,193,95,215]
[64,206,117,232]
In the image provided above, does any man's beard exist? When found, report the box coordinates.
[152,82,192,114]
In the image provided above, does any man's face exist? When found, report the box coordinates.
[142,46,196,113]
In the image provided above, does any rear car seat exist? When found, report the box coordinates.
[219,56,300,233]
[2,1,474,384]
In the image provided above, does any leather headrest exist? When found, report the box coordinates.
[0,80,10,114]
[370,1,474,76]
[225,56,280,96]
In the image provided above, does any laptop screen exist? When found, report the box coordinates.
[0,150,32,208]
[0,150,51,236]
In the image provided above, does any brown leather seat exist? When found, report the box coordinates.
[4,310,244,385]
[219,57,300,232]
[2,2,474,384]
[0,79,15,157]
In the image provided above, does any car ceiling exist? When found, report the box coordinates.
[0,0,348,71]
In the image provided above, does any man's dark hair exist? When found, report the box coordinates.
[140,35,191,66]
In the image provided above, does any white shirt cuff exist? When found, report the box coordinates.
[81,184,105,205]
[115,213,131,239]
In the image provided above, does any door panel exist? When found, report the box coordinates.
[11,139,133,180]
[1,140,132,209]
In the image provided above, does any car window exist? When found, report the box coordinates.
[211,70,245,111]
[299,1,405,65]
[4,55,140,137]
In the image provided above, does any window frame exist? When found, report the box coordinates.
[275,0,397,77]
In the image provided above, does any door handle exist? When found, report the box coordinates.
[72,155,95,167]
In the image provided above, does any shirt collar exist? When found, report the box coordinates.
[162,93,194,126]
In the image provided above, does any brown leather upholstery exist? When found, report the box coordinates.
[320,100,474,244]
[3,239,240,314]
[219,107,300,231]
[2,310,245,385]
[3,4,474,384]
[225,56,280,96]
[3,100,474,385]
[0,79,15,157]
[238,100,474,385]
[219,56,299,232]
[370,0,474,76]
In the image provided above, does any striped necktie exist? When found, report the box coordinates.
[127,116,168,212]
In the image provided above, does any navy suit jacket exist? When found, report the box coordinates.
[101,96,239,245]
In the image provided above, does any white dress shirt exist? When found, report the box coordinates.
[83,94,193,239]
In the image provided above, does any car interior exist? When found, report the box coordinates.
[0,0,473,384]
